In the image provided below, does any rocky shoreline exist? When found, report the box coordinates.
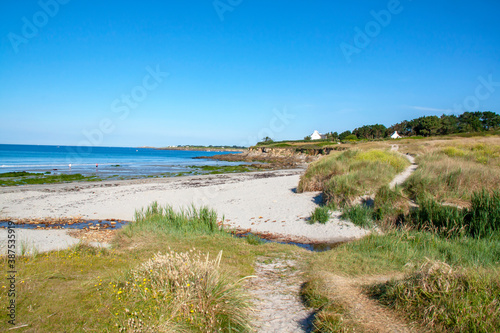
[195,147,323,169]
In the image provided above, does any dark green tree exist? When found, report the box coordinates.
[480,111,500,130]
[440,114,459,135]
[413,116,442,136]
[338,130,352,141]
[458,112,483,132]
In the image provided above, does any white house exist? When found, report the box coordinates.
[311,130,327,140]
[390,131,402,139]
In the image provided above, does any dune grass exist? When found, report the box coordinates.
[0,203,306,332]
[113,250,253,332]
[309,206,331,224]
[124,202,225,237]
[340,205,373,228]
[408,190,500,238]
[303,230,500,331]
[369,261,500,332]
[405,142,500,205]
[298,149,409,206]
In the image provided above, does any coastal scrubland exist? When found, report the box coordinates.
[298,134,500,332]
[2,134,499,332]
[0,204,304,332]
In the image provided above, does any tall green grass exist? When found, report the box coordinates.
[308,230,500,277]
[410,190,500,239]
[341,205,373,228]
[372,185,409,226]
[309,206,331,224]
[124,202,224,237]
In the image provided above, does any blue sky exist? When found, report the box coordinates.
[1,0,499,147]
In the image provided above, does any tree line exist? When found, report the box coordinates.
[320,111,500,141]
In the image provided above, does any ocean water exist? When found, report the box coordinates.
[0,144,242,177]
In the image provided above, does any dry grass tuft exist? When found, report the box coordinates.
[115,249,254,332]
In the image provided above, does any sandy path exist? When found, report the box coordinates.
[389,146,418,189]
[249,256,314,332]
[0,170,369,244]
[321,272,415,332]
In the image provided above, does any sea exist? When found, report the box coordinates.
[0,144,242,177]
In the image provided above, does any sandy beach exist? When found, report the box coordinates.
[0,169,370,251]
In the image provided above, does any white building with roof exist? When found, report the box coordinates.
[390,131,402,139]
[311,130,327,140]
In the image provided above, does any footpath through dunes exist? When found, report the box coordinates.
[389,145,418,189]
[248,255,315,332]
[319,272,416,333]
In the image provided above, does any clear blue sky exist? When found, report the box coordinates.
[1,0,499,147]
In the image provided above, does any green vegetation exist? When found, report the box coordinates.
[125,202,224,237]
[355,111,500,140]
[0,172,102,186]
[245,233,265,245]
[309,206,330,224]
[406,143,500,204]
[114,250,253,331]
[370,261,500,332]
[308,230,500,276]
[372,185,409,225]
[3,136,500,331]
[298,149,409,206]
[255,111,499,148]
[0,171,40,177]
[0,164,257,187]
[188,164,256,175]
[341,205,373,228]
[0,203,305,332]
[300,137,500,332]
[304,230,500,331]
[409,190,500,239]
[301,280,361,332]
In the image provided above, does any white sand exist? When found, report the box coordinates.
[0,170,370,249]
[0,229,80,254]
